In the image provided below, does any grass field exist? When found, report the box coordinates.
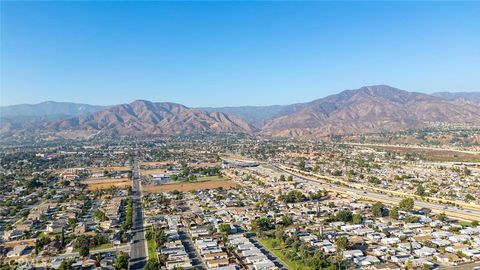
[143,176,238,193]
[257,237,310,270]
[196,175,226,182]
[146,226,158,261]
[81,178,131,190]
[91,243,114,250]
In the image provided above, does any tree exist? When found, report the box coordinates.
[218,223,232,235]
[94,210,108,222]
[298,159,306,170]
[59,259,74,270]
[287,175,293,182]
[115,252,129,270]
[352,214,363,224]
[282,190,306,203]
[61,228,65,248]
[279,175,285,182]
[251,217,273,231]
[281,215,293,226]
[372,202,384,217]
[389,207,399,220]
[335,210,353,222]
[465,194,475,201]
[144,258,160,270]
[415,185,426,196]
[68,217,78,230]
[79,246,90,257]
[399,198,415,212]
[335,236,349,251]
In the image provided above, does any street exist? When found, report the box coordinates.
[129,161,148,270]
[246,234,289,270]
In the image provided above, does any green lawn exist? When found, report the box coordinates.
[91,243,113,250]
[257,237,311,270]
[196,175,226,182]
[146,226,158,262]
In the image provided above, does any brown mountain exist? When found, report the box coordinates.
[260,85,480,139]
[40,100,256,137]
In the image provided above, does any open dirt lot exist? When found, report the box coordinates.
[373,145,480,162]
[143,178,239,193]
[140,169,168,176]
[82,178,131,190]
[88,166,132,173]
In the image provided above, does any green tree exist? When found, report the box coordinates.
[59,259,74,270]
[251,217,273,231]
[389,207,399,220]
[68,217,78,230]
[144,258,160,270]
[298,159,306,170]
[115,252,129,270]
[415,185,426,196]
[335,210,353,222]
[352,214,363,224]
[218,223,232,235]
[79,246,90,257]
[399,198,415,212]
[94,210,108,222]
[335,236,349,251]
[372,202,384,217]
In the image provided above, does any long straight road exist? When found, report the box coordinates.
[130,161,147,270]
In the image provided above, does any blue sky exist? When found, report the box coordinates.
[1,1,479,107]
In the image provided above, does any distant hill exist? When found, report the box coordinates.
[432,92,480,106]
[201,103,306,128]
[0,101,108,124]
[29,100,257,138]
[433,91,480,100]
[260,85,480,139]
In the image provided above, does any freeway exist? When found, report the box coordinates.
[129,161,148,270]
[270,164,480,221]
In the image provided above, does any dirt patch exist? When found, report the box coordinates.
[140,169,169,176]
[88,166,132,173]
[143,179,239,193]
[81,178,131,190]
[373,145,480,162]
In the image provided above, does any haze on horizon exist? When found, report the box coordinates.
[1,1,479,107]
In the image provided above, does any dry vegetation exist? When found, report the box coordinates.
[143,178,239,193]
[374,145,480,162]
[81,178,131,190]
[88,166,132,173]
[140,169,168,176]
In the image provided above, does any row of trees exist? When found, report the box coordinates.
[280,189,328,203]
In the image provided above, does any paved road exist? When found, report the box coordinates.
[245,235,288,270]
[179,230,205,270]
[271,164,480,221]
[130,161,147,270]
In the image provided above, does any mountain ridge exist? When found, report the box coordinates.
[1,86,479,140]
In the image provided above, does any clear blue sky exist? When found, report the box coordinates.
[1,1,479,107]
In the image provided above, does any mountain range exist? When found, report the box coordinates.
[1,85,479,140]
